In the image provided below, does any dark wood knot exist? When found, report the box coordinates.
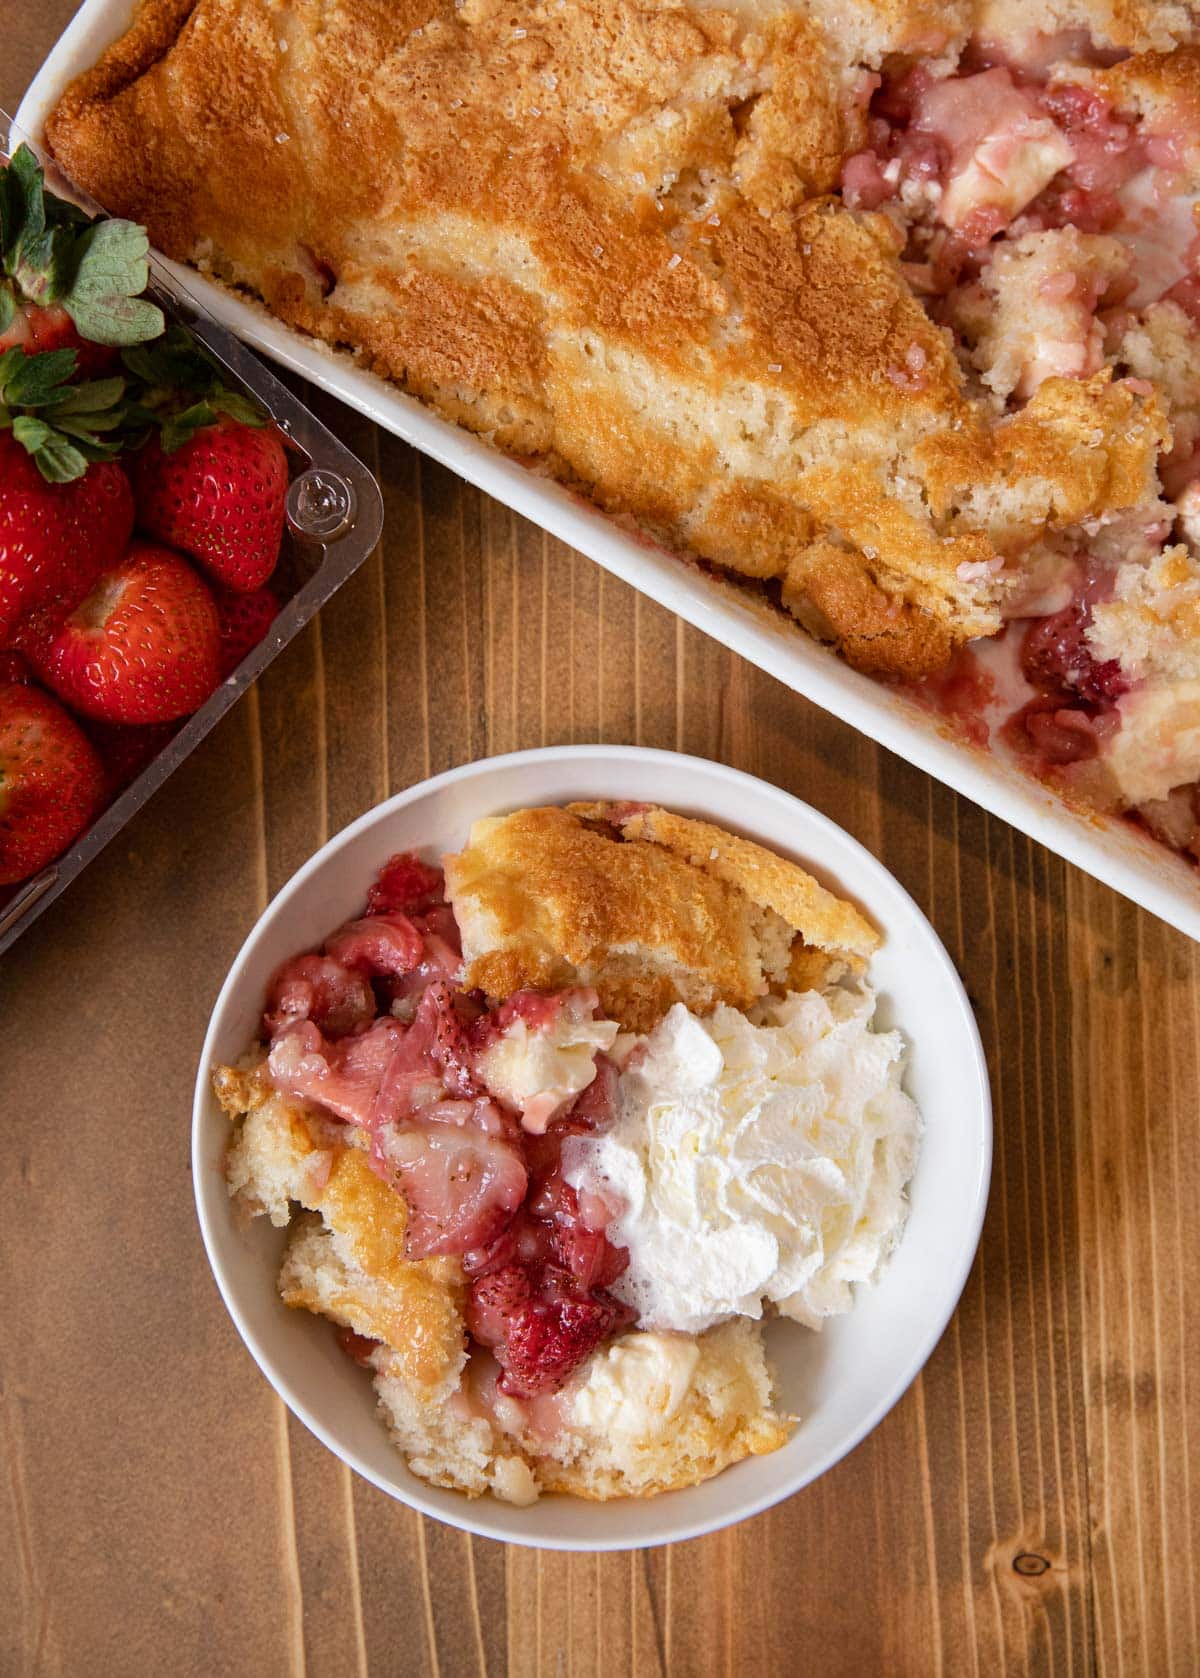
[1012,1553,1051,1578]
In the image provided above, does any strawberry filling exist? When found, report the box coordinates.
[914,578,1130,776]
[850,39,1200,850]
[264,953,376,1038]
[268,1017,407,1127]
[366,851,445,914]
[1002,593,1127,768]
[1018,593,1128,708]
[262,852,633,1395]
[842,53,1195,307]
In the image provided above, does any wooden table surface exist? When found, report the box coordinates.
[4,13,1200,1675]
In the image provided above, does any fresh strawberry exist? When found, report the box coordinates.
[28,542,221,724]
[0,146,162,373]
[0,302,119,379]
[0,432,134,645]
[0,651,32,684]
[214,584,279,678]
[84,717,178,794]
[0,682,105,883]
[131,419,289,592]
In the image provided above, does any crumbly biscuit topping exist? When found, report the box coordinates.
[47,1,1200,855]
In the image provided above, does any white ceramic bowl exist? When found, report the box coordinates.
[193,746,992,1549]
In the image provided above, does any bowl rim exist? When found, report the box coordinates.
[192,744,993,1549]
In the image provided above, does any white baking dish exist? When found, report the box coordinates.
[14,2,1200,943]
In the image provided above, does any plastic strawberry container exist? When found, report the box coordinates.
[0,135,384,958]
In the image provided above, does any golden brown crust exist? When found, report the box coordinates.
[591,802,880,956]
[47,0,1190,680]
[1098,44,1200,124]
[443,805,794,1030]
[443,801,878,1029]
[537,1413,788,1499]
[218,1068,466,1391]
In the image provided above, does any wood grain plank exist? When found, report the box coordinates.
[1069,887,1200,1677]
[0,709,309,1678]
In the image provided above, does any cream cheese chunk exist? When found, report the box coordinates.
[479,995,619,1134]
[565,1332,701,1439]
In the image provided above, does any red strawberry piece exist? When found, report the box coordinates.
[325,911,426,982]
[1020,599,1127,707]
[466,1264,533,1347]
[214,584,279,679]
[564,1052,619,1129]
[498,1284,627,1397]
[334,1326,381,1368]
[268,1017,406,1129]
[550,1206,629,1292]
[1002,697,1105,766]
[84,718,178,795]
[371,978,484,1098]
[0,434,134,646]
[28,541,221,724]
[493,989,572,1034]
[263,952,376,1039]
[424,980,483,1097]
[0,682,105,884]
[366,851,445,916]
[0,303,121,379]
[374,1120,528,1259]
[131,420,289,592]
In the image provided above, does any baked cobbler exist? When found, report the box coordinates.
[215,806,920,1502]
[45,2,1200,861]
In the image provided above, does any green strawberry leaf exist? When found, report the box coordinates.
[13,225,68,305]
[0,346,133,478]
[52,407,126,436]
[122,324,267,443]
[59,218,165,345]
[0,288,14,336]
[49,375,126,415]
[43,193,91,231]
[121,325,222,390]
[210,388,265,427]
[0,346,79,406]
[11,413,88,482]
[50,416,125,448]
[65,288,165,348]
[160,400,218,452]
[1,147,46,273]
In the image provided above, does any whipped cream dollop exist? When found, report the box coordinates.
[563,982,921,1334]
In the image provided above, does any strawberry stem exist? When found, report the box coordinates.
[0,147,164,347]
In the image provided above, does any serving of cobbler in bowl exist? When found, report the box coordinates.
[194,748,990,1547]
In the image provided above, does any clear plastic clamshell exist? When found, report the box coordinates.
[0,130,385,954]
